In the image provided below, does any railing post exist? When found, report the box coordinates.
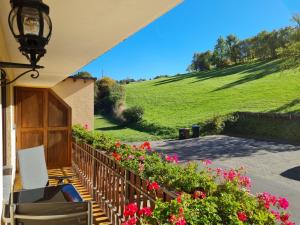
[92,149,97,200]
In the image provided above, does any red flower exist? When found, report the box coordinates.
[124,203,138,217]
[138,207,152,217]
[237,211,247,222]
[140,141,151,150]
[280,213,290,222]
[112,152,121,161]
[115,141,121,148]
[147,181,160,191]
[179,207,184,214]
[278,197,289,210]
[193,191,206,199]
[177,195,182,203]
[122,217,137,225]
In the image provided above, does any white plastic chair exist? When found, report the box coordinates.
[17,145,72,189]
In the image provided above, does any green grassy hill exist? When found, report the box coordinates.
[95,60,300,141]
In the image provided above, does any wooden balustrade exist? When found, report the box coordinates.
[71,139,176,225]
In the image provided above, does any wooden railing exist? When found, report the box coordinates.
[71,139,176,225]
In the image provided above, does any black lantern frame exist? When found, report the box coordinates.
[0,0,52,86]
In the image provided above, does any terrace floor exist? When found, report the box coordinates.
[14,167,110,225]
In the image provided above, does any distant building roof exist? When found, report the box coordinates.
[67,76,97,81]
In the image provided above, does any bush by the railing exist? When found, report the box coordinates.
[73,126,294,225]
[72,125,115,152]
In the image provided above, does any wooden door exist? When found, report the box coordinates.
[15,87,71,169]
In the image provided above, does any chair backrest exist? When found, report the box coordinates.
[17,146,48,190]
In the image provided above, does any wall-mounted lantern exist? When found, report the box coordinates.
[0,0,52,86]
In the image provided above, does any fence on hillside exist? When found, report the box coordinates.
[71,139,176,225]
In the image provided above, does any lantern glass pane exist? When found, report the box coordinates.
[9,8,19,36]
[42,12,51,38]
[21,7,40,35]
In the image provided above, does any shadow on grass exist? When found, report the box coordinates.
[95,125,124,131]
[153,60,277,87]
[269,99,300,113]
[281,166,300,181]
[212,60,282,92]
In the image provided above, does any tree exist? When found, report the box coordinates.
[72,71,93,78]
[188,51,213,71]
[212,36,230,68]
[292,13,300,28]
[94,77,125,114]
[226,34,239,63]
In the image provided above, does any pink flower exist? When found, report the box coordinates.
[83,123,89,130]
[277,197,289,210]
[138,207,152,217]
[215,167,223,175]
[193,191,206,199]
[176,218,187,225]
[165,154,179,163]
[257,192,277,209]
[239,176,251,189]
[127,155,134,160]
[147,181,160,191]
[270,210,280,220]
[139,156,145,161]
[138,163,145,173]
[227,169,237,181]
[124,203,138,217]
[237,211,247,222]
[202,159,212,166]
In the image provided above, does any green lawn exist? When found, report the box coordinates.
[95,60,300,141]
[94,115,159,142]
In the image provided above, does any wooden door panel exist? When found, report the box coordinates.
[48,92,68,127]
[20,131,44,149]
[16,87,71,169]
[20,90,44,128]
[47,130,70,168]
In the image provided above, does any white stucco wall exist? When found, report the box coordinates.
[52,78,95,130]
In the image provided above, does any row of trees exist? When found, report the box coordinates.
[188,14,300,71]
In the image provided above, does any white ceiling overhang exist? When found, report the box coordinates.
[0,0,182,87]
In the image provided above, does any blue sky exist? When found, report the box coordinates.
[79,0,300,80]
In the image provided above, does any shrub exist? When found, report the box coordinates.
[122,106,144,124]
[94,77,125,114]
[72,125,115,152]
[201,114,237,135]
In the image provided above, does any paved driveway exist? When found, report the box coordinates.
[139,135,300,224]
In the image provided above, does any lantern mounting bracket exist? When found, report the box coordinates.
[0,61,43,86]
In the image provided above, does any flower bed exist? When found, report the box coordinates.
[73,125,294,225]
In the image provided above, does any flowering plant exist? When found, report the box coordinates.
[73,126,295,225]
